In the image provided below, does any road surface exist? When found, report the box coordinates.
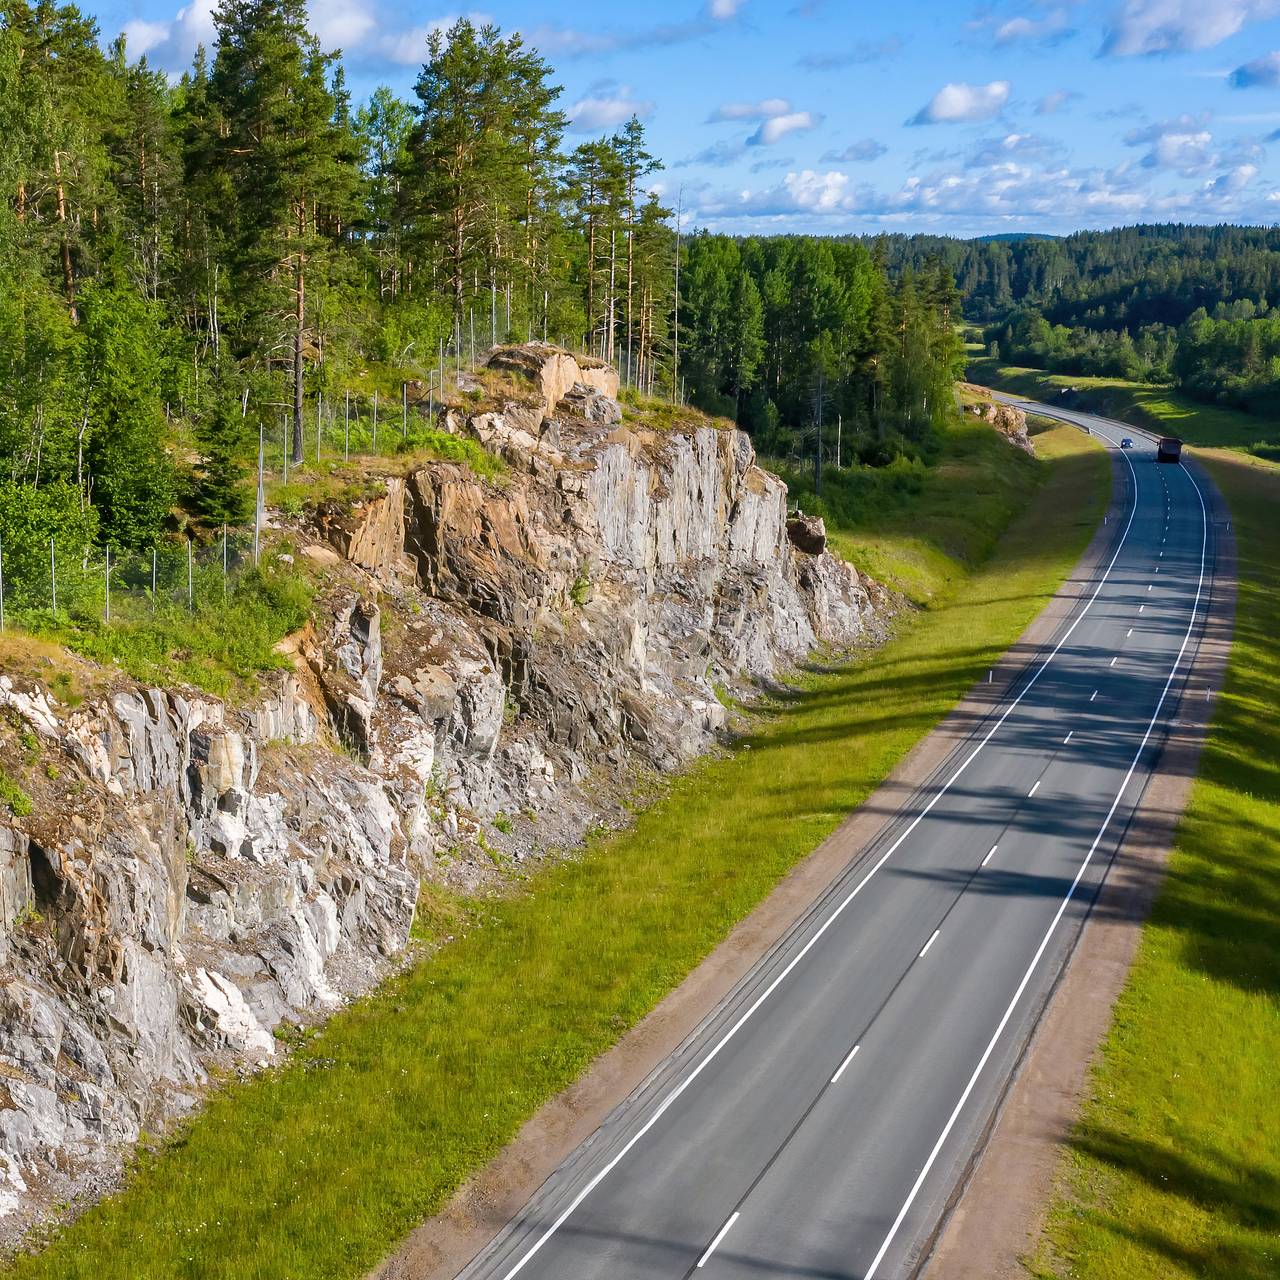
[456,401,1218,1280]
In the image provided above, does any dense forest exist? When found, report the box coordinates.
[883,225,1280,416]
[0,0,964,586]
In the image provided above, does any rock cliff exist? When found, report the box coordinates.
[0,345,882,1229]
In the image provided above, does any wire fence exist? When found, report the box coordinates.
[0,529,258,632]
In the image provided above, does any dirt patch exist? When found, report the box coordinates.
[922,450,1236,1279]
[368,446,1131,1280]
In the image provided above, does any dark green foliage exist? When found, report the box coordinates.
[193,382,257,523]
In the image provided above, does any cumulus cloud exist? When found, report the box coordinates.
[708,98,792,122]
[1124,115,1217,172]
[568,86,655,132]
[748,111,821,145]
[1230,52,1280,88]
[1102,0,1280,57]
[119,0,215,68]
[822,138,888,163]
[910,81,1011,125]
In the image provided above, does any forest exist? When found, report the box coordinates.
[883,225,1280,416]
[0,0,964,592]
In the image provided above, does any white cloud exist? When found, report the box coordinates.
[1231,51,1280,88]
[1103,0,1280,57]
[748,110,821,145]
[568,87,655,132]
[910,81,1010,125]
[991,9,1074,45]
[311,0,376,50]
[121,18,172,58]
[708,0,747,17]
[119,0,215,70]
[1124,115,1217,172]
[709,98,792,122]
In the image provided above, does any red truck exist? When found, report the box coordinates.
[1157,436,1184,464]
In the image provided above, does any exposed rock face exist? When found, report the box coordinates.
[0,344,882,1229]
[958,383,1034,454]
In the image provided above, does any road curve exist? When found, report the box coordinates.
[454,403,1219,1280]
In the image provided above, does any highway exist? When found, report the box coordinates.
[455,401,1218,1280]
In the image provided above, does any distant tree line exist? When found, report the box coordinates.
[880,224,1280,416]
[677,235,966,461]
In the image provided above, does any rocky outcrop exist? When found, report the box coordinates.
[0,345,882,1230]
[959,383,1034,454]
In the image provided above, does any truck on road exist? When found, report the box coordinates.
[1157,436,1184,464]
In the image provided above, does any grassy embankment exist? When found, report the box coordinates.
[4,420,1108,1280]
[967,353,1279,455]
[955,366,1280,1277]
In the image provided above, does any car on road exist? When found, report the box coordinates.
[1120,437,1133,449]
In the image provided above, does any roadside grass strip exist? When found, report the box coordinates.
[1032,447,1280,1280]
[4,423,1107,1280]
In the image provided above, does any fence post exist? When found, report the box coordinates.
[50,537,56,617]
[187,538,193,612]
[344,390,350,461]
[0,538,5,633]
[402,382,407,439]
[104,545,110,623]
[152,548,157,598]
[222,523,228,599]
[317,391,323,464]
[254,427,264,565]
[282,414,289,483]
[372,389,379,453]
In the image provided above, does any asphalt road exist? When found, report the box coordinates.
[456,401,1216,1280]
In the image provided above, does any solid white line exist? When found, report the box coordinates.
[697,1212,740,1268]
[490,417,1143,1280]
[982,845,997,866]
[831,1044,861,1084]
[919,930,940,959]
[1028,779,1041,797]
[862,426,1209,1280]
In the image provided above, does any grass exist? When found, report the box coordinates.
[966,354,1280,456]
[771,418,1043,605]
[1028,443,1280,1280]
[3,419,1108,1280]
[12,564,314,700]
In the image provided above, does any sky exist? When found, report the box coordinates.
[85,0,1280,237]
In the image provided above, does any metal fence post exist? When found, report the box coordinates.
[187,538,193,612]
[317,391,323,464]
[50,537,56,617]
[372,389,379,453]
[152,548,157,598]
[0,538,5,633]
[344,390,350,461]
[402,382,407,440]
[222,523,228,599]
[104,545,110,623]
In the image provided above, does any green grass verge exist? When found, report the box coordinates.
[1031,445,1280,1280]
[966,355,1278,455]
[3,422,1108,1280]
[771,419,1042,606]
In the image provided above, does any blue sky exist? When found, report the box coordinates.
[89,0,1280,236]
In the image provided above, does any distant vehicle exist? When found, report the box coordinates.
[1120,437,1134,449]
[1157,436,1184,464]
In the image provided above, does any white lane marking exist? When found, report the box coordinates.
[1063,730,1073,744]
[1126,628,1133,638]
[918,930,941,959]
[697,1212,740,1268]
[1140,604,1145,613]
[1090,690,1098,702]
[982,845,998,866]
[1028,779,1042,797]
[831,1044,861,1084]
[863,426,1209,1280]
[1148,584,1153,591]
[489,416,1143,1280]
[1111,656,1118,667]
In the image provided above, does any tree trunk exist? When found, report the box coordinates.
[293,251,305,465]
[52,151,78,323]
